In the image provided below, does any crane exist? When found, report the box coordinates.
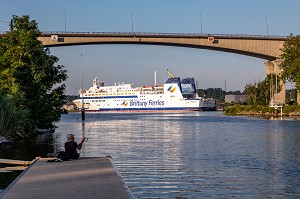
[166,69,177,78]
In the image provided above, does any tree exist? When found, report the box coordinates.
[0,15,67,133]
[244,74,281,106]
[244,82,258,105]
[279,35,300,92]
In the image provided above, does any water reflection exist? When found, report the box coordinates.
[1,111,300,198]
[56,112,300,198]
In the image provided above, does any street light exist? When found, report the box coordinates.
[199,14,202,34]
[265,16,268,36]
[131,12,134,33]
[64,12,67,33]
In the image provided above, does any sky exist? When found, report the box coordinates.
[1,0,300,95]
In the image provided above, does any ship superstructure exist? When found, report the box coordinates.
[73,71,216,111]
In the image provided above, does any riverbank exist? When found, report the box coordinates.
[224,105,300,117]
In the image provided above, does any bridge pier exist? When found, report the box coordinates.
[265,60,286,104]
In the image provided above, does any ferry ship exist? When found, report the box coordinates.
[73,73,216,112]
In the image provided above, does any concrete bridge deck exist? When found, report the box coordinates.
[36,32,286,60]
[0,157,133,199]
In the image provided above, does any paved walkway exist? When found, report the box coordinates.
[0,157,133,199]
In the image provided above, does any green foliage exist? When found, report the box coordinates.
[0,15,68,133]
[224,105,276,116]
[280,35,300,92]
[243,74,281,106]
[283,105,300,113]
[0,93,31,138]
[225,105,300,116]
[224,106,235,115]
[224,106,240,115]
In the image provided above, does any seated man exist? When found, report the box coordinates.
[58,134,85,160]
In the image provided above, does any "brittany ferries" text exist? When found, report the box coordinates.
[130,100,164,107]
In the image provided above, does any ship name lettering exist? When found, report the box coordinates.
[130,100,164,107]
[130,100,148,107]
[148,100,164,106]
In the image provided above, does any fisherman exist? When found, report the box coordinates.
[57,134,85,161]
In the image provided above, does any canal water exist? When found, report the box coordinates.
[1,111,300,198]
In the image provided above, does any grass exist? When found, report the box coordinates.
[224,104,300,116]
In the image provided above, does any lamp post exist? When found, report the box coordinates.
[199,14,202,34]
[64,12,67,33]
[265,16,268,36]
[131,12,134,33]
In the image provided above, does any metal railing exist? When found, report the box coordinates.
[0,31,288,39]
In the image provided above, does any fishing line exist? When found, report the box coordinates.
[83,112,101,142]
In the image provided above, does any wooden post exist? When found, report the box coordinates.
[81,108,85,121]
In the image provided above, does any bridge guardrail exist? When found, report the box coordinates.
[41,31,287,39]
[0,31,287,39]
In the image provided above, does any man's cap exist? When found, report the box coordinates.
[67,134,75,139]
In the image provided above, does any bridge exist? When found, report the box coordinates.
[1,31,289,102]
[39,32,289,103]
[39,32,286,60]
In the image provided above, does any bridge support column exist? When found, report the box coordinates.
[265,60,286,104]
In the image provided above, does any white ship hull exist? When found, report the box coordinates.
[73,76,216,112]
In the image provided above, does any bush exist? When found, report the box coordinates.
[0,94,30,138]
[224,106,238,115]
[283,105,300,114]
[224,105,277,116]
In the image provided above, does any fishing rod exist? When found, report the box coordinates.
[80,112,101,142]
